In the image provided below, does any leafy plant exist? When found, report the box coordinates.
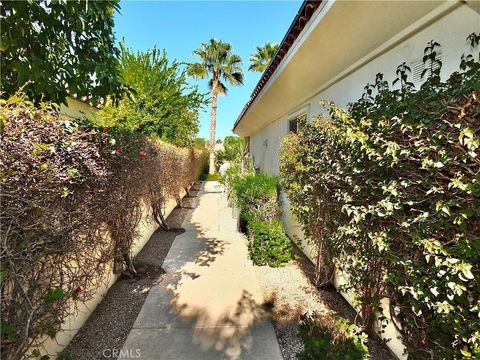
[0,1,124,104]
[280,34,480,358]
[94,42,207,147]
[216,135,246,166]
[247,219,292,267]
[297,312,369,360]
[249,42,279,72]
[0,92,206,359]
[232,172,280,222]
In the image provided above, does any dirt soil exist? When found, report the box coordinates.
[64,187,201,360]
[254,244,396,360]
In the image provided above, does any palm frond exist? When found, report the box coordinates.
[189,38,245,94]
[187,62,208,79]
[215,81,227,95]
[249,42,279,72]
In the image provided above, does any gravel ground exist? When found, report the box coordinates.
[65,186,201,360]
[254,245,396,360]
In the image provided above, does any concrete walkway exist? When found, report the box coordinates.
[120,182,283,360]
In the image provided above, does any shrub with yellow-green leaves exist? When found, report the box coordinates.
[280,34,480,358]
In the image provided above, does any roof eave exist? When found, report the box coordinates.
[232,0,323,133]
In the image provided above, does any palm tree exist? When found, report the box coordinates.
[249,42,279,72]
[188,39,244,174]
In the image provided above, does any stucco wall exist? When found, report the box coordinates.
[59,97,96,120]
[248,4,479,359]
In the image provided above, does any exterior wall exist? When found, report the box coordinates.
[59,97,96,120]
[248,4,479,359]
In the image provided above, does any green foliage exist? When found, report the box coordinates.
[249,42,279,72]
[194,137,207,149]
[94,42,207,147]
[216,136,246,165]
[297,313,369,360]
[227,170,291,267]
[0,0,124,104]
[280,34,480,358]
[233,172,280,222]
[220,162,243,190]
[187,39,244,97]
[247,219,292,267]
[204,173,222,181]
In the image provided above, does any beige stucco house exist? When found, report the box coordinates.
[233,1,479,358]
[59,97,96,120]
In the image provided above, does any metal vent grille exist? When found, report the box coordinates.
[411,50,442,84]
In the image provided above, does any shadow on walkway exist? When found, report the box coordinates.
[121,181,282,360]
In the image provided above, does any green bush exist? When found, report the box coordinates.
[203,172,222,181]
[233,172,280,222]
[297,313,369,360]
[280,34,480,358]
[247,219,292,267]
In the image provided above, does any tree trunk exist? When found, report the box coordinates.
[209,85,218,174]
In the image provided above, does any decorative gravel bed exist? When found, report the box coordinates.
[254,245,396,360]
[65,189,200,360]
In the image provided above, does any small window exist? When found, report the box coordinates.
[288,113,306,134]
[288,119,298,134]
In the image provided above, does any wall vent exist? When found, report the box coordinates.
[410,50,442,85]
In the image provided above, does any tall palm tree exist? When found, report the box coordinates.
[188,39,244,174]
[249,42,279,72]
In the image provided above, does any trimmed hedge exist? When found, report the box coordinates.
[225,170,292,266]
[0,93,207,359]
[247,219,292,267]
[280,35,480,358]
[232,172,280,222]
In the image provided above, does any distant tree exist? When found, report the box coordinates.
[188,39,244,173]
[0,0,124,104]
[216,136,246,165]
[194,137,207,149]
[249,42,279,72]
[95,42,207,147]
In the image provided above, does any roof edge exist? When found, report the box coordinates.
[233,0,323,133]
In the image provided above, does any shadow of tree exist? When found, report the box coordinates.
[153,181,273,359]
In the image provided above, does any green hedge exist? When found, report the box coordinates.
[232,172,280,222]
[280,34,480,358]
[247,219,292,267]
[226,170,291,266]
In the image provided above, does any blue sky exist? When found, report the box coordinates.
[114,0,302,141]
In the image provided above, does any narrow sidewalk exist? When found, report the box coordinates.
[120,181,283,360]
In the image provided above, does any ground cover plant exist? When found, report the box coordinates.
[247,218,292,267]
[280,34,480,358]
[233,172,280,223]
[0,92,206,360]
[297,312,369,360]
